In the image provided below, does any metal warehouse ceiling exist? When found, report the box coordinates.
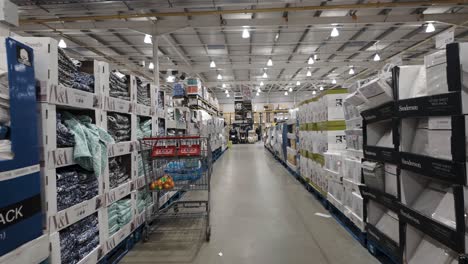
[10,0,468,98]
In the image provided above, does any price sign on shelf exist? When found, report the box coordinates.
[435,29,454,49]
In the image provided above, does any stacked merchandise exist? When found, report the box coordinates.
[58,48,94,93]
[107,198,132,236]
[56,112,75,147]
[109,71,130,101]
[298,89,348,196]
[137,189,153,214]
[286,119,298,170]
[136,77,151,106]
[157,91,166,135]
[173,82,186,97]
[59,214,99,264]
[137,117,152,140]
[340,64,403,262]
[186,78,202,96]
[0,72,11,159]
[393,44,467,264]
[108,156,130,189]
[0,38,48,261]
[107,112,131,142]
[339,86,366,230]
[56,167,98,211]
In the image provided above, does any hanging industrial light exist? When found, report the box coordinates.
[217,73,223,80]
[58,39,67,48]
[284,91,288,96]
[222,83,226,88]
[319,86,324,91]
[267,58,273,67]
[242,28,250,38]
[313,90,317,95]
[260,81,264,86]
[289,87,293,92]
[330,27,339,37]
[144,34,152,44]
[332,79,337,84]
[296,81,301,86]
[349,68,355,75]
[307,70,312,77]
[225,89,229,94]
[256,92,260,96]
[263,71,268,78]
[426,22,435,33]
[148,62,154,70]
[210,60,216,68]
[227,93,230,97]
[166,75,175,83]
[314,54,318,60]
[374,53,381,61]
[308,57,314,65]
[275,33,280,41]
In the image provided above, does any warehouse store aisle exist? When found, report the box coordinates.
[123,144,379,264]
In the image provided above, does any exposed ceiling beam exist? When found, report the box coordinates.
[19,0,467,24]
[15,13,468,33]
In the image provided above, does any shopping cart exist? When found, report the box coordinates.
[139,135,212,242]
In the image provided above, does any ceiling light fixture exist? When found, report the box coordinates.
[210,60,216,68]
[313,90,317,95]
[319,86,324,91]
[374,53,381,61]
[257,88,261,93]
[349,68,355,75]
[314,54,318,60]
[275,33,279,41]
[296,81,301,86]
[260,81,264,86]
[144,34,152,44]
[289,87,293,92]
[426,22,435,33]
[217,74,223,80]
[308,57,314,65]
[227,93,230,97]
[331,27,339,37]
[225,89,229,94]
[332,79,337,84]
[307,70,312,77]
[284,91,288,96]
[256,92,260,96]
[58,39,67,48]
[242,28,250,38]
[222,83,226,88]
[148,62,154,70]
[166,75,174,83]
[263,72,268,78]
[267,58,273,66]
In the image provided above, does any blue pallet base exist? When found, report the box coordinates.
[367,239,400,264]
[328,203,367,247]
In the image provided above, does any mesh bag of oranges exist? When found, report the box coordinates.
[149,174,175,191]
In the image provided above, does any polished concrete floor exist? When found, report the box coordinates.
[122,144,379,264]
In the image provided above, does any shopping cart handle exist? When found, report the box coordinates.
[142,135,201,140]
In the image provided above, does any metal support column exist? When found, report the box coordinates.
[152,32,161,135]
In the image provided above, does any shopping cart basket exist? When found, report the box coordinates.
[139,135,212,242]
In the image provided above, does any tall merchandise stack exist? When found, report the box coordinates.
[16,36,165,263]
[17,37,108,264]
[286,117,298,172]
[339,84,366,231]
[347,63,401,263]
[298,89,348,199]
[0,37,49,264]
[392,43,468,264]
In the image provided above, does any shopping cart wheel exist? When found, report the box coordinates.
[206,226,211,242]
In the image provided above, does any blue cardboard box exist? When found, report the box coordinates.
[0,37,42,256]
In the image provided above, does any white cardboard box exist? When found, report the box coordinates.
[0,234,49,264]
